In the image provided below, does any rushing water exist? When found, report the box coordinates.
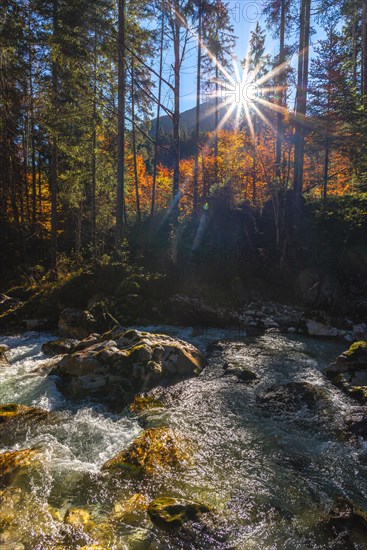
[0,328,366,549]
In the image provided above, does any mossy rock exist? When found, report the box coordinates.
[41,338,79,356]
[148,496,211,530]
[64,507,94,530]
[345,341,367,358]
[0,448,40,488]
[0,404,51,445]
[102,428,192,477]
[0,403,48,423]
[129,394,164,413]
[335,341,367,371]
[0,486,66,548]
[50,329,205,407]
[223,362,258,383]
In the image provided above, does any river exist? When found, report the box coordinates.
[0,328,366,549]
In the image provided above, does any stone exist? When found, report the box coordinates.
[306,320,339,338]
[223,362,257,383]
[102,427,192,477]
[0,404,53,446]
[147,496,211,530]
[0,344,9,366]
[129,394,164,413]
[326,341,367,402]
[41,339,79,356]
[0,449,40,488]
[64,508,92,529]
[50,330,205,406]
[74,333,101,351]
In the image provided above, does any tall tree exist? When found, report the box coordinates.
[308,25,347,199]
[115,0,126,249]
[293,0,311,222]
[202,0,235,181]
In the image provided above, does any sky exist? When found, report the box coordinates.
[177,0,281,113]
[153,0,326,116]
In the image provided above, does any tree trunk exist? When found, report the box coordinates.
[275,0,285,180]
[252,116,257,204]
[362,0,367,96]
[38,152,42,214]
[323,137,330,201]
[293,0,311,226]
[50,0,59,280]
[91,26,97,258]
[28,29,37,226]
[193,0,202,217]
[214,61,219,183]
[151,13,164,217]
[131,59,141,222]
[171,1,181,262]
[115,0,126,249]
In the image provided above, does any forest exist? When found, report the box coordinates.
[1,1,367,548]
[1,0,366,291]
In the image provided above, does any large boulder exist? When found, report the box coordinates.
[102,427,192,477]
[49,329,205,406]
[58,308,97,340]
[326,341,367,401]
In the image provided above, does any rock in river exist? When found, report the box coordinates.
[326,341,367,402]
[102,427,192,477]
[0,344,9,366]
[0,448,40,488]
[41,338,79,356]
[148,496,211,530]
[223,361,258,383]
[49,329,205,406]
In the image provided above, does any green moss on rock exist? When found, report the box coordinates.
[345,341,367,357]
[148,496,211,530]
[102,427,192,477]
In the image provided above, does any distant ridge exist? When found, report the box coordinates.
[150,99,239,135]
